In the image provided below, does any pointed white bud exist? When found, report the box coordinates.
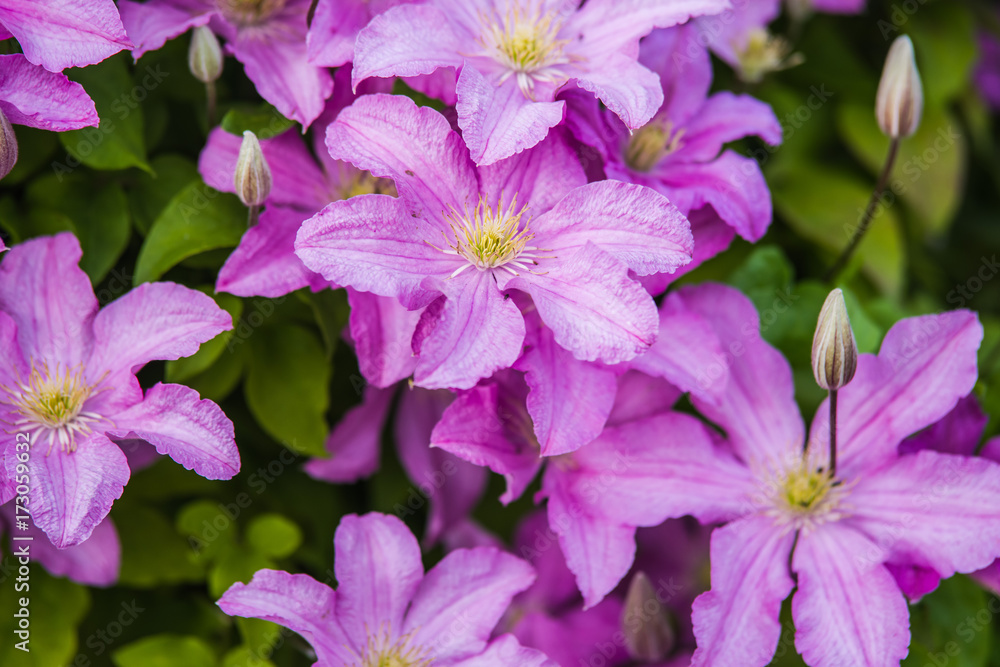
[876,35,923,139]
[188,25,223,84]
[0,108,17,181]
[623,572,676,663]
[234,130,271,207]
[812,289,858,391]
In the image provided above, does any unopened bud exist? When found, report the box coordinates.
[188,25,223,84]
[876,35,923,139]
[623,572,676,662]
[811,288,858,391]
[234,130,271,207]
[0,108,17,181]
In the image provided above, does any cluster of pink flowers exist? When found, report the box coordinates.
[2,2,1000,667]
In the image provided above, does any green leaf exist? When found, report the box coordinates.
[128,154,201,235]
[244,323,331,457]
[908,2,977,107]
[174,341,246,403]
[903,575,993,667]
[113,635,217,667]
[303,288,350,358]
[115,503,205,588]
[59,53,150,172]
[210,547,274,599]
[167,292,244,382]
[771,162,904,296]
[221,646,277,667]
[727,245,796,344]
[24,173,131,283]
[837,103,966,238]
[220,104,295,140]
[177,499,239,562]
[246,514,303,559]
[134,181,246,284]
[5,125,58,186]
[0,569,90,667]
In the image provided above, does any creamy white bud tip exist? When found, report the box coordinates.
[623,572,676,662]
[234,130,272,207]
[876,35,923,139]
[812,288,858,391]
[188,25,223,84]
[0,108,17,181]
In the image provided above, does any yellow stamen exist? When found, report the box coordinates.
[624,119,687,172]
[736,28,804,84]
[216,0,286,25]
[350,627,432,667]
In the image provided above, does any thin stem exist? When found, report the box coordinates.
[829,389,838,475]
[206,80,217,127]
[247,204,259,228]
[825,138,901,282]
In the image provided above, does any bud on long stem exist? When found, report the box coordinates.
[189,26,223,125]
[0,108,17,181]
[623,572,676,663]
[234,130,271,226]
[812,289,857,475]
[876,35,923,140]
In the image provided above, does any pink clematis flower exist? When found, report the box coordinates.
[0,54,99,131]
[0,233,240,548]
[565,25,781,291]
[218,512,557,666]
[352,0,730,164]
[551,282,1000,666]
[694,0,801,83]
[119,0,334,126]
[296,93,694,390]
[307,0,410,67]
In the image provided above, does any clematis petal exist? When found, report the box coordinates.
[0,54,98,130]
[352,4,465,83]
[792,524,910,667]
[606,370,683,426]
[845,449,1000,578]
[573,53,663,131]
[106,383,239,480]
[411,271,526,390]
[456,67,566,166]
[87,282,231,379]
[333,513,424,646]
[675,282,805,466]
[5,508,120,586]
[0,0,132,72]
[0,232,97,366]
[218,569,354,664]
[232,24,334,128]
[118,0,214,59]
[449,634,556,667]
[430,381,541,505]
[348,290,421,388]
[900,393,988,457]
[325,93,478,222]
[304,385,392,483]
[813,310,983,477]
[640,24,712,127]
[394,387,487,547]
[510,243,658,365]
[638,207,737,295]
[672,92,783,163]
[307,0,369,67]
[690,516,796,667]
[11,433,129,548]
[514,325,617,457]
[295,194,456,309]
[405,547,536,659]
[198,127,330,211]
[217,205,328,298]
[532,180,693,277]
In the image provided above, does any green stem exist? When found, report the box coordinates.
[206,80,217,128]
[829,389,838,475]
[247,204,259,228]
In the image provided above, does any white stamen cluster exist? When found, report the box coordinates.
[760,458,852,534]
[349,627,432,667]
[477,3,573,98]
[624,119,687,173]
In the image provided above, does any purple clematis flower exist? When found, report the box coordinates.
[307,0,410,67]
[0,233,240,548]
[218,512,556,666]
[296,93,694,390]
[352,0,730,164]
[565,25,781,291]
[552,282,1000,666]
[119,0,334,126]
[0,54,99,131]
[0,0,132,72]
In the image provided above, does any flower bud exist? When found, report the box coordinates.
[876,35,923,139]
[812,288,858,391]
[234,130,271,207]
[623,572,676,662]
[188,25,223,84]
[0,108,17,181]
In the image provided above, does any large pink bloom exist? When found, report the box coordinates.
[296,93,693,390]
[553,282,1000,666]
[119,0,333,126]
[0,233,240,548]
[352,0,729,164]
[218,512,556,666]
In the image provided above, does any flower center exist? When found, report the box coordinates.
[762,458,850,533]
[624,119,686,172]
[217,0,286,25]
[3,362,104,454]
[477,2,572,98]
[338,170,397,201]
[351,629,432,667]
[735,28,803,83]
[432,194,548,278]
